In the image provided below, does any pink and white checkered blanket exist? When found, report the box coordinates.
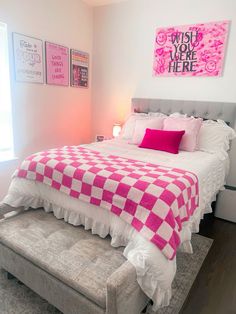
[14,146,199,260]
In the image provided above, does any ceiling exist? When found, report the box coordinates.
[83,0,128,6]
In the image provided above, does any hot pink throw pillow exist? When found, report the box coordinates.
[139,129,185,154]
[163,117,202,152]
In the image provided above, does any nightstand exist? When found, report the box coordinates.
[95,135,113,142]
[215,140,236,223]
[215,188,236,222]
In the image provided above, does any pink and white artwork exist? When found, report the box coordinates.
[45,42,69,86]
[153,20,230,77]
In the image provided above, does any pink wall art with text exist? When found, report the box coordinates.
[153,20,230,77]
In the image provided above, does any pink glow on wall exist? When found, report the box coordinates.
[153,20,230,77]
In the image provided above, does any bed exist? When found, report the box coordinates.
[1,98,236,312]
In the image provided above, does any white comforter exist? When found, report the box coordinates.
[2,139,229,310]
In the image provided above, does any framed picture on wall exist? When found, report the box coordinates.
[153,20,230,77]
[70,49,89,88]
[13,32,44,83]
[45,41,69,86]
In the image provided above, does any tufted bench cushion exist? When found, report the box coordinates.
[0,209,149,314]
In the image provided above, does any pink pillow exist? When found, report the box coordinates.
[130,117,165,145]
[163,117,202,152]
[139,129,185,154]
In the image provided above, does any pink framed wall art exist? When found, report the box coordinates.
[153,20,230,77]
[45,42,69,86]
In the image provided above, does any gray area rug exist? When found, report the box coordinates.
[0,233,212,314]
[154,234,213,314]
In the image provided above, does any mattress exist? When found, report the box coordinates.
[2,139,229,310]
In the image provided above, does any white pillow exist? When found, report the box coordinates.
[120,113,148,139]
[169,112,188,118]
[130,117,165,145]
[148,112,167,117]
[198,120,236,159]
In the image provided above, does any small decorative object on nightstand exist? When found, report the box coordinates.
[95,135,105,142]
[113,123,121,138]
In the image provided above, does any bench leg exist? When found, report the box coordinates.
[141,306,148,313]
[7,271,15,280]
[6,271,24,285]
[142,299,153,313]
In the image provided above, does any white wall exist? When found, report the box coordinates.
[92,0,236,138]
[0,0,93,199]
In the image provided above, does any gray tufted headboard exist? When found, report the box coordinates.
[131,98,236,127]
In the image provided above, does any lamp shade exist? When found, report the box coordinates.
[113,123,121,137]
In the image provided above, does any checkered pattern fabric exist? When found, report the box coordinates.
[14,146,199,260]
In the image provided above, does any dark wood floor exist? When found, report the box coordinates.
[180,215,236,314]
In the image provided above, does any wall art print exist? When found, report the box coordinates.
[70,49,89,88]
[45,42,69,86]
[153,20,230,77]
[13,33,44,83]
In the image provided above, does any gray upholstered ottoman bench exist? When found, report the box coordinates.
[0,209,149,314]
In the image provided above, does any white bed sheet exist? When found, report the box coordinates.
[2,139,229,310]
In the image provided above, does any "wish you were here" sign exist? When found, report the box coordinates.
[153,20,229,77]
